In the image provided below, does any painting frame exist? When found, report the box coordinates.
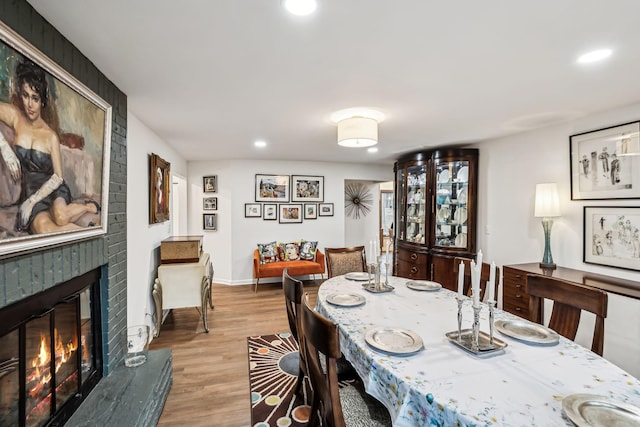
[149,153,171,224]
[255,174,290,202]
[245,203,262,218]
[292,175,324,202]
[203,175,217,193]
[263,203,277,221]
[0,21,112,258]
[203,213,217,231]
[304,203,318,219]
[570,121,640,200]
[318,203,334,217]
[584,206,640,272]
[203,197,217,211]
[279,204,303,224]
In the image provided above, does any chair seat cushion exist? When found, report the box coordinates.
[339,384,392,427]
[257,260,323,277]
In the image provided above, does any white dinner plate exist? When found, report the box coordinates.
[345,272,370,281]
[455,233,467,247]
[494,319,559,345]
[457,187,467,204]
[438,169,450,183]
[326,293,366,307]
[365,327,423,355]
[454,207,467,224]
[456,165,469,182]
[406,280,442,291]
[562,394,640,427]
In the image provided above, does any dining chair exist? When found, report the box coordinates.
[325,246,367,278]
[282,269,307,398]
[300,293,392,427]
[453,256,499,302]
[526,275,608,356]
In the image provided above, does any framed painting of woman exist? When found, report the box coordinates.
[0,21,112,257]
[150,153,170,224]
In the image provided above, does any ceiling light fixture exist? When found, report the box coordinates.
[367,147,379,153]
[282,0,317,16]
[331,107,385,149]
[254,140,267,148]
[577,49,612,64]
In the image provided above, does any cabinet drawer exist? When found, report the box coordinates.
[396,259,428,280]
[396,249,427,264]
[502,267,529,319]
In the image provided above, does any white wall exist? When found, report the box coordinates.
[126,112,187,334]
[477,101,640,377]
[186,160,392,284]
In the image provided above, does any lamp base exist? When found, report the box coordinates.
[539,262,556,270]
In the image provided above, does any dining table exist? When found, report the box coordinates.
[316,274,640,426]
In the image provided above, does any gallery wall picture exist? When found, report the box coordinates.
[279,204,303,223]
[0,21,112,257]
[304,203,318,219]
[292,175,324,202]
[203,197,217,210]
[584,206,640,272]
[319,203,334,217]
[263,203,277,220]
[203,213,217,231]
[203,175,217,193]
[570,121,640,200]
[245,203,261,218]
[256,174,290,202]
[150,153,171,224]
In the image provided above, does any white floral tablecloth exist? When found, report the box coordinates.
[316,275,640,427]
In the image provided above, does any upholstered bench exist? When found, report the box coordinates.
[252,249,325,292]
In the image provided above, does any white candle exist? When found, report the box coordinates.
[370,240,374,263]
[476,249,483,267]
[471,261,480,308]
[457,261,465,298]
[488,261,496,302]
[375,239,380,258]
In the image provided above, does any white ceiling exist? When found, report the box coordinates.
[27,0,640,165]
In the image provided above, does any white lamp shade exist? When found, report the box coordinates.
[337,117,378,148]
[534,183,560,217]
[616,133,640,156]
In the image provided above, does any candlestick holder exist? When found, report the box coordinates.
[488,300,496,346]
[472,305,481,352]
[384,259,390,287]
[362,261,394,293]
[445,298,508,357]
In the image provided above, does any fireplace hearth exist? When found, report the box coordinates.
[0,269,102,427]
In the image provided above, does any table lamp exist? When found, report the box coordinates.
[534,183,560,269]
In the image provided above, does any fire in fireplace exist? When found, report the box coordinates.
[0,269,102,427]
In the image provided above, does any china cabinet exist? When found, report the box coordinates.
[393,148,478,289]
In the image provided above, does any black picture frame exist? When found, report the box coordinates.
[245,203,262,218]
[263,203,277,221]
[318,203,334,217]
[203,175,217,193]
[570,121,640,200]
[292,175,324,202]
[255,174,290,202]
[203,213,217,230]
[304,203,318,219]
[279,204,303,223]
[203,197,217,210]
[584,206,640,271]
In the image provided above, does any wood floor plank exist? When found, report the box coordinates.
[150,280,319,427]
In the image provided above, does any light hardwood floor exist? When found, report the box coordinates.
[150,280,319,427]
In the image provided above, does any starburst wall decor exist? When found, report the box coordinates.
[345,182,373,219]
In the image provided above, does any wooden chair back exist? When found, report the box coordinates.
[301,293,345,427]
[325,246,367,278]
[282,269,307,397]
[526,275,608,356]
[453,256,499,302]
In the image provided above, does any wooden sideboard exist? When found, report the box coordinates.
[503,263,640,321]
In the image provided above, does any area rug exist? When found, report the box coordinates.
[248,333,311,427]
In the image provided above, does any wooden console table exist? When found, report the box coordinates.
[152,252,214,336]
[503,262,640,321]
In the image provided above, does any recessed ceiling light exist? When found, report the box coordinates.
[282,0,317,16]
[367,147,379,153]
[254,140,267,148]
[577,49,612,64]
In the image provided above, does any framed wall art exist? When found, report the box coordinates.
[203,197,217,210]
[570,121,640,200]
[263,203,277,220]
[584,206,640,271]
[318,203,334,217]
[245,203,261,218]
[256,174,290,202]
[203,175,217,193]
[0,21,112,257]
[203,213,217,231]
[304,203,318,219]
[279,204,303,224]
[292,175,324,202]
[150,153,171,224]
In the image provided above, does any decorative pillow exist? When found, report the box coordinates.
[299,240,318,261]
[278,242,300,261]
[257,241,279,264]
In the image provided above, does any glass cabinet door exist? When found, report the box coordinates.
[434,159,469,248]
[403,163,427,244]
